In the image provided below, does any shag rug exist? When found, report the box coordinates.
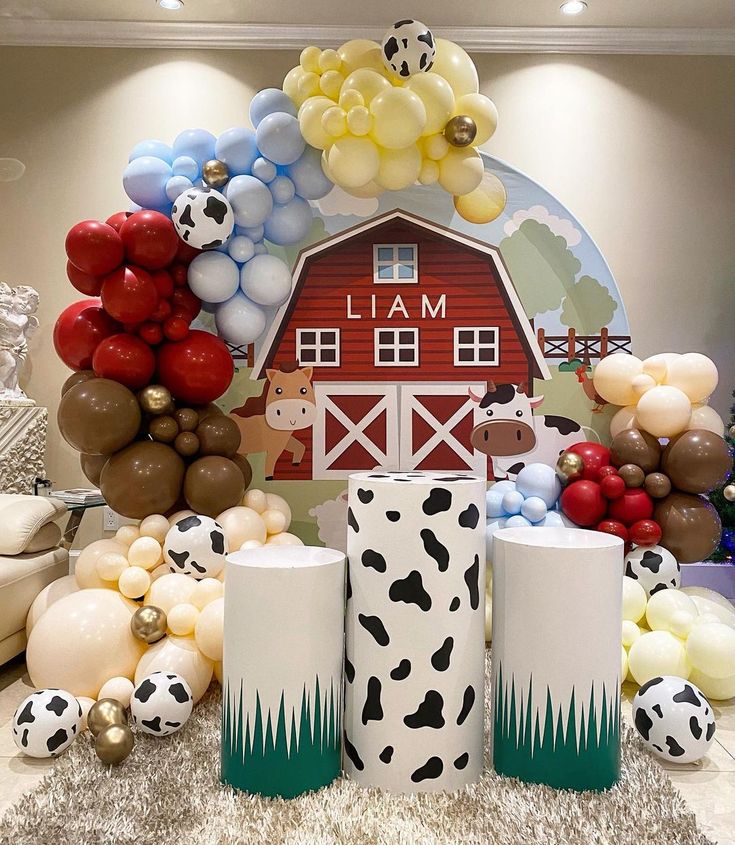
[0,654,712,845]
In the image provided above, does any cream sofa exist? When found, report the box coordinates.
[0,495,69,664]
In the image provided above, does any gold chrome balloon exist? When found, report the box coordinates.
[444,115,477,148]
[202,159,229,188]
[87,698,127,738]
[138,384,174,416]
[131,605,168,644]
[95,723,134,765]
[724,484,735,503]
[555,451,584,485]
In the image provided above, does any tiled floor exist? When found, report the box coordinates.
[0,659,733,843]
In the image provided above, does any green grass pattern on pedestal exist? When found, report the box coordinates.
[493,662,620,792]
[222,677,340,799]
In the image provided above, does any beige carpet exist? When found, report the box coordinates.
[0,654,713,845]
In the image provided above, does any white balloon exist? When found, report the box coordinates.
[131,671,193,735]
[240,253,292,307]
[11,689,81,758]
[635,385,692,438]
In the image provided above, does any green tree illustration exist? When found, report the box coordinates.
[560,275,618,333]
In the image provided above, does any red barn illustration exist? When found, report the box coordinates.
[248,210,550,480]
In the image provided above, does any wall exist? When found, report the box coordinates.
[1,47,733,541]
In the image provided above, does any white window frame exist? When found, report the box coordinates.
[374,327,420,368]
[453,326,500,367]
[296,328,341,367]
[373,243,418,284]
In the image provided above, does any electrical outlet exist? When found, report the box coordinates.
[103,506,119,532]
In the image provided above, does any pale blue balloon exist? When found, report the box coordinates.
[236,224,264,241]
[123,156,172,209]
[501,490,524,516]
[172,128,217,165]
[255,113,305,166]
[215,292,267,345]
[129,139,173,164]
[539,510,566,527]
[240,253,292,306]
[215,127,259,176]
[269,175,295,205]
[520,496,548,524]
[226,175,273,228]
[287,145,333,200]
[515,463,562,508]
[485,489,507,520]
[253,242,268,255]
[263,196,312,245]
[172,155,199,180]
[252,157,277,183]
[187,252,240,304]
[249,88,297,128]
[166,175,193,203]
[227,235,255,264]
[490,480,516,494]
[505,515,532,528]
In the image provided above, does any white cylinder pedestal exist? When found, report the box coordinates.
[491,527,623,791]
[345,471,486,793]
[221,545,345,798]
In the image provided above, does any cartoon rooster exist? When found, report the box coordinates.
[576,363,608,413]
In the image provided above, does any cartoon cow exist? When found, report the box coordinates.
[230,362,317,480]
[469,381,597,479]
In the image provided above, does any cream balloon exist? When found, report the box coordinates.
[627,630,690,686]
[484,598,492,643]
[340,69,391,105]
[265,532,304,546]
[118,566,151,599]
[423,133,449,161]
[419,159,440,185]
[375,145,422,191]
[26,589,144,698]
[194,597,224,662]
[681,587,735,628]
[26,574,79,636]
[192,577,224,610]
[609,405,640,438]
[621,646,628,683]
[77,696,95,731]
[337,39,385,75]
[264,492,292,527]
[430,39,479,98]
[97,676,134,709]
[438,147,483,196]
[405,73,455,136]
[150,563,170,582]
[145,573,197,614]
[645,589,698,635]
[688,667,735,701]
[96,551,128,582]
[631,373,656,397]
[453,172,507,225]
[686,622,735,679]
[347,180,385,198]
[328,136,380,188]
[167,602,199,636]
[214,661,223,685]
[621,620,641,648]
[240,539,264,550]
[622,576,647,623]
[127,536,163,571]
[262,508,288,536]
[75,539,129,589]
[242,489,267,513]
[217,506,267,548]
[636,385,692,438]
[139,514,170,544]
[370,88,426,149]
[135,635,213,703]
[454,93,498,145]
[115,525,140,546]
[642,353,679,383]
[592,354,643,406]
[687,404,725,436]
[664,353,718,403]
[298,96,336,149]
[168,509,196,526]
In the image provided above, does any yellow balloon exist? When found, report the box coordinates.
[338,39,385,75]
[645,588,698,635]
[265,493,291,525]
[621,619,641,648]
[347,180,385,198]
[339,88,365,110]
[299,45,322,74]
[686,622,735,678]
[194,597,224,661]
[454,93,498,145]
[370,88,426,150]
[423,133,450,161]
[115,525,140,547]
[622,576,647,623]
[347,105,371,136]
[318,48,342,73]
[454,172,507,224]
[627,630,690,687]
[341,68,392,106]
[98,676,134,709]
[592,353,644,406]
[438,147,484,196]
[430,39,479,98]
[405,73,455,136]
[265,532,304,546]
[135,635,213,703]
[263,508,288,536]
[321,106,347,138]
[298,96,337,149]
[319,69,344,101]
[328,136,380,188]
[376,145,422,191]
[283,66,305,105]
[419,158,440,185]
[642,353,679,383]
[298,72,321,101]
[681,587,735,627]
[688,667,735,701]
[192,577,223,609]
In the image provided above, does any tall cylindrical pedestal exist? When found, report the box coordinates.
[345,471,486,793]
[491,527,623,791]
[221,545,345,798]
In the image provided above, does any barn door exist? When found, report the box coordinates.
[312,384,399,479]
[399,383,487,477]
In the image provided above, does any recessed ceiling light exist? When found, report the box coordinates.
[158,0,183,10]
[560,0,587,14]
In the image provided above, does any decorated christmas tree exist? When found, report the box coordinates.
[708,390,735,561]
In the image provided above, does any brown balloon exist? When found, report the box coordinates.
[610,429,661,473]
[61,369,95,396]
[196,415,241,457]
[150,415,179,443]
[654,492,722,564]
[57,378,141,456]
[175,408,199,432]
[195,403,224,421]
[100,441,185,519]
[175,431,200,457]
[184,456,245,518]
[231,452,253,490]
[644,472,672,499]
[80,453,108,486]
[618,463,645,488]
[661,429,733,495]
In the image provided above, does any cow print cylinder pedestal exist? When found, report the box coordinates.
[345,471,486,793]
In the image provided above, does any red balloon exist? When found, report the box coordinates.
[600,474,625,500]
[567,442,612,482]
[65,220,124,276]
[629,519,662,547]
[66,260,102,296]
[92,333,156,390]
[138,322,164,346]
[105,211,133,232]
[157,330,234,404]
[171,264,189,287]
[101,265,159,324]
[152,270,174,300]
[607,488,654,527]
[150,299,172,323]
[163,315,190,341]
[598,465,618,479]
[171,287,201,321]
[560,480,607,527]
[175,240,201,265]
[53,299,119,370]
[596,519,629,544]
[119,210,179,271]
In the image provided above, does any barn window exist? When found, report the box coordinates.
[373,244,418,283]
[374,327,419,366]
[297,328,341,367]
[454,327,500,366]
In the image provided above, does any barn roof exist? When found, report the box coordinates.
[251,209,551,381]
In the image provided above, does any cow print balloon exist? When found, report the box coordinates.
[163,514,228,579]
[632,675,716,764]
[625,544,680,597]
[381,19,435,78]
[130,671,193,736]
[12,688,81,758]
[171,186,234,250]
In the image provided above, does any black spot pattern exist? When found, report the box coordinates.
[142,716,162,733]
[201,239,223,250]
[634,707,653,741]
[177,515,201,531]
[457,685,475,725]
[179,204,195,229]
[431,637,454,672]
[422,488,452,515]
[383,36,399,60]
[449,596,460,612]
[464,555,480,610]
[345,657,355,684]
[344,732,364,771]
[542,415,581,436]
[203,195,228,224]
[21,728,29,748]
[379,745,394,763]
[640,551,663,573]
[673,685,701,706]
[421,528,448,572]
[386,511,401,522]
[389,570,431,611]
[706,722,716,741]
[16,701,35,725]
[649,583,668,596]
[458,504,480,529]
[45,696,69,717]
[189,559,206,574]
[390,659,411,681]
[169,682,190,703]
[169,549,189,569]
[435,475,475,482]
[404,690,444,729]
[689,716,702,740]
[46,729,69,753]
[210,531,225,554]
[666,735,686,757]
[454,752,469,770]
[347,507,359,533]
[411,756,443,782]
[357,488,374,504]
[652,704,663,718]
[358,614,390,646]
[134,679,157,703]
[346,564,352,600]
[361,549,387,573]
[361,677,383,725]
[638,677,664,696]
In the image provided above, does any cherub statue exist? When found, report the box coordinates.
[0,283,40,404]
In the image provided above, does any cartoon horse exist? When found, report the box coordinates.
[230,362,317,480]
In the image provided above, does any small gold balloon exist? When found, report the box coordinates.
[131,605,168,644]
[139,384,174,416]
[202,159,229,188]
[444,115,477,148]
[556,451,584,484]
[724,484,735,502]
[87,698,127,738]
[95,723,134,765]
[729,424,735,439]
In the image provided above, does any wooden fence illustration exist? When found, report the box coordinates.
[536,328,631,362]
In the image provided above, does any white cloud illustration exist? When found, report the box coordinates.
[314,185,379,219]
[503,204,581,246]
